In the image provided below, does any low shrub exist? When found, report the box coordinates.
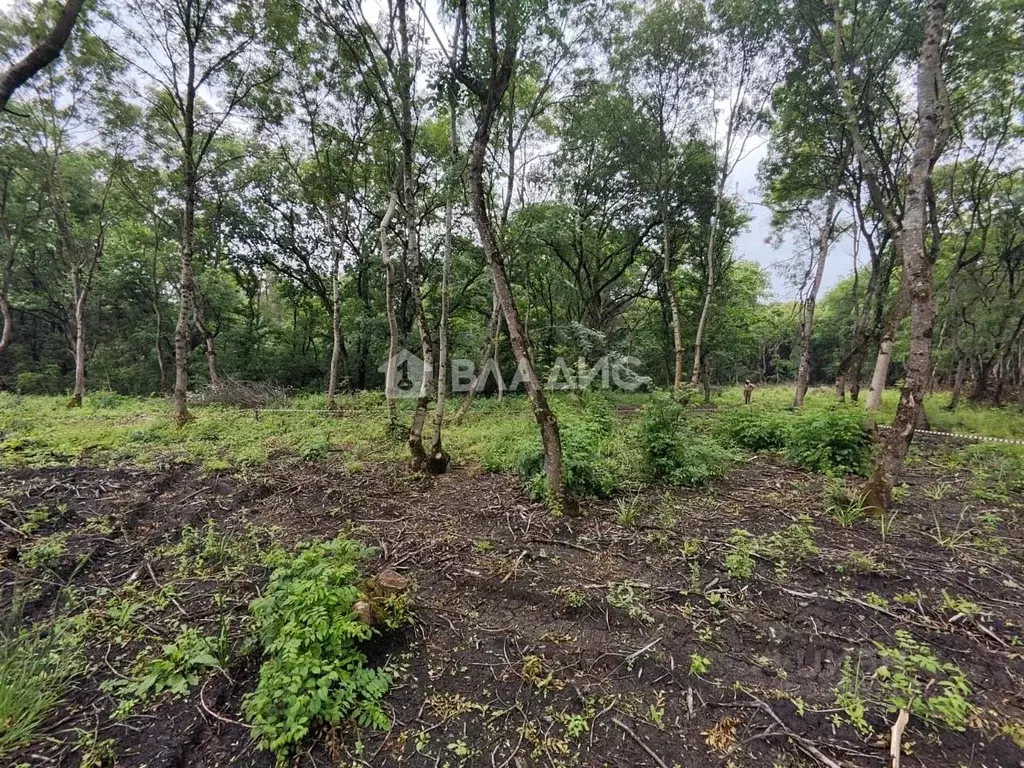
[640,398,735,487]
[244,538,401,764]
[721,408,791,451]
[875,630,974,730]
[105,626,224,704]
[835,631,975,735]
[13,367,65,395]
[786,407,872,476]
[516,401,618,500]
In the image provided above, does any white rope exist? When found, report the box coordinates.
[237,403,1024,445]
[876,424,1024,446]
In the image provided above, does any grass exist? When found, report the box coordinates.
[718,383,1024,439]
[0,624,81,758]
[0,392,531,471]
[2,385,1021,474]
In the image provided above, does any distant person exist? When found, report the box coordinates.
[743,379,756,404]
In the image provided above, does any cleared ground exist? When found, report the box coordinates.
[2,391,1023,767]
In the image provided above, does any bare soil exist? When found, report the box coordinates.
[2,436,1023,767]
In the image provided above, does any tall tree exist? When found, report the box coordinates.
[114,0,262,423]
[609,0,711,391]
[690,0,780,387]
[455,0,566,502]
[863,0,949,512]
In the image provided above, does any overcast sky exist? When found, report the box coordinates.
[731,141,854,302]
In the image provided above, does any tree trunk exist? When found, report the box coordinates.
[173,216,195,425]
[865,282,906,415]
[968,357,993,403]
[835,242,882,401]
[795,181,840,409]
[691,190,724,387]
[173,50,200,425]
[70,285,86,407]
[1017,343,1024,412]
[327,247,342,410]
[380,185,401,427]
[193,300,219,390]
[865,334,893,415]
[948,352,967,409]
[397,0,437,472]
[494,311,506,402]
[405,222,436,471]
[849,347,866,402]
[454,291,500,424]
[662,216,685,390]
[429,84,458,471]
[151,245,166,392]
[0,250,12,361]
[864,0,947,513]
[461,43,564,504]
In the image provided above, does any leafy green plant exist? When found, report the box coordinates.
[836,631,975,735]
[615,494,642,526]
[720,408,791,451]
[834,656,871,735]
[17,505,66,535]
[939,591,980,617]
[104,626,223,703]
[606,581,654,625]
[874,631,974,730]
[762,515,818,564]
[825,481,868,527]
[553,586,586,608]
[75,728,117,768]
[923,483,952,501]
[640,399,735,487]
[21,534,67,570]
[839,551,884,574]
[724,529,756,579]
[517,410,618,499]
[244,537,398,763]
[689,653,711,676]
[786,407,872,476]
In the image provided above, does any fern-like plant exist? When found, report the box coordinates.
[244,538,396,764]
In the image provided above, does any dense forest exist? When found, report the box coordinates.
[1,0,1022,499]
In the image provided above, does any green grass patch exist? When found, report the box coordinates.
[0,623,82,758]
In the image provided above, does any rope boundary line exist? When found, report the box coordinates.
[238,404,1024,446]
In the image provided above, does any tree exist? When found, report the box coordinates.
[608,0,711,391]
[114,0,263,423]
[2,0,126,405]
[689,0,780,387]
[863,0,949,513]
[455,0,566,503]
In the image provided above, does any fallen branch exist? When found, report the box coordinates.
[611,717,670,768]
[500,549,528,583]
[527,537,599,555]
[889,708,909,768]
[720,694,843,768]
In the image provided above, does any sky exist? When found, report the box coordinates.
[730,141,854,302]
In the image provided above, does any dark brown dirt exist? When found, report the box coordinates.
[2,438,1023,768]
